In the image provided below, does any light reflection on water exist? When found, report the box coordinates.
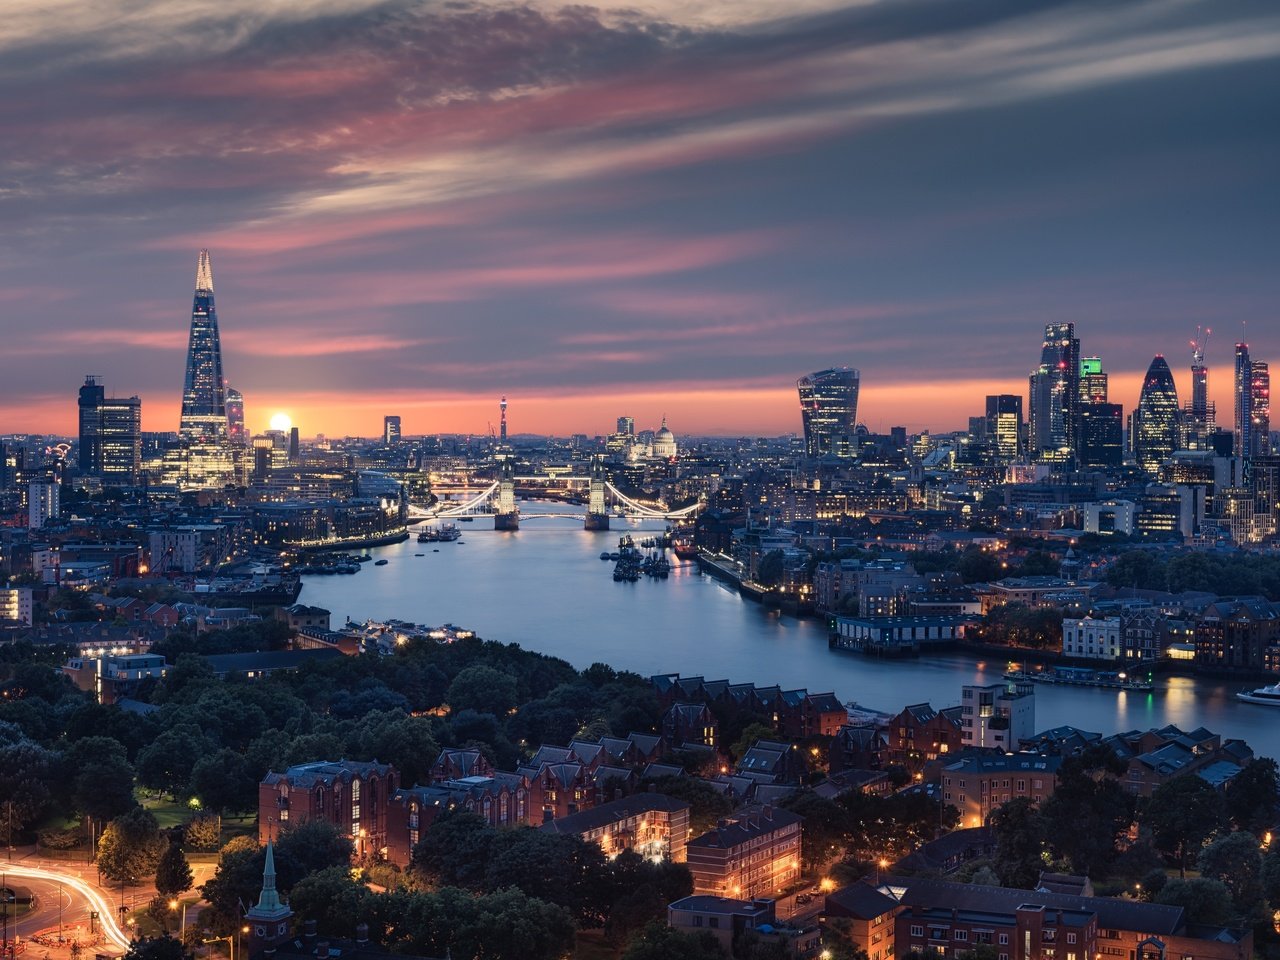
[301,503,1280,759]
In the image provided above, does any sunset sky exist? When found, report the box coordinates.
[2,0,1278,438]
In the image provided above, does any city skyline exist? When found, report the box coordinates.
[2,1,1279,436]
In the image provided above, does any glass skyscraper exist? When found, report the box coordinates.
[1028,323,1080,460]
[226,387,246,444]
[984,394,1022,460]
[181,250,228,442]
[171,250,235,489]
[1254,361,1271,456]
[78,375,141,483]
[797,367,859,458]
[1235,342,1253,458]
[1132,355,1180,473]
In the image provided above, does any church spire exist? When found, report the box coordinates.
[246,840,291,920]
[196,249,214,293]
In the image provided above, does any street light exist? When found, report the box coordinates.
[169,899,188,940]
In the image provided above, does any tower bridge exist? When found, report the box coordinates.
[407,473,701,528]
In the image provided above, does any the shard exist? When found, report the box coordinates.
[180,249,228,441]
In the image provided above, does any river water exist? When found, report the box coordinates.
[300,502,1280,760]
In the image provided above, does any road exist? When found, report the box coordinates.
[2,863,131,954]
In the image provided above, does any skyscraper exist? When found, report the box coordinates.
[984,395,1022,460]
[1132,355,1180,473]
[1080,357,1108,403]
[384,415,402,445]
[1253,361,1271,456]
[181,250,228,441]
[226,388,246,444]
[1028,323,1080,460]
[78,376,141,483]
[1235,342,1253,458]
[616,416,635,436]
[797,367,859,458]
[1079,403,1124,468]
[499,396,508,442]
[172,250,235,489]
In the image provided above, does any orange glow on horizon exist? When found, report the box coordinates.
[2,363,1244,439]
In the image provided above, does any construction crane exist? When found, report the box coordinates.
[1190,325,1212,366]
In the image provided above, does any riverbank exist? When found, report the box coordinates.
[695,550,814,615]
[294,529,410,552]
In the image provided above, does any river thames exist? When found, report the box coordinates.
[300,503,1280,759]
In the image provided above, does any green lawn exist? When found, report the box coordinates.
[140,795,195,830]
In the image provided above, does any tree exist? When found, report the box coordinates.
[445,665,518,715]
[782,791,852,871]
[97,807,167,882]
[481,828,610,925]
[620,921,726,960]
[410,811,494,889]
[457,887,576,960]
[191,749,256,813]
[756,550,785,588]
[64,736,137,824]
[1225,757,1279,836]
[154,843,194,898]
[184,814,222,852]
[287,867,378,937]
[274,819,354,885]
[1154,878,1234,925]
[1145,776,1227,876]
[136,727,211,799]
[1196,832,1262,913]
[122,935,193,960]
[1040,751,1134,876]
[990,798,1046,889]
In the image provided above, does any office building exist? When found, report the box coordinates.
[28,479,59,529]
[1253,361,1271,456]
[1131,355,1179,474]
[1236,342,1253,458]
[499,396,508,442]
[798,367,860,458]
[1079,356,1107,403]
[177,250,235,488]
[383,415,401,445]
[226,388,246,444]
[1028,323,1080,459]
[616,416,635,436]
[1078,402,1123,467]
[78,376,141,483]
[959,681,1035,751]
[288,427,300,463]
[984,395,1022,460]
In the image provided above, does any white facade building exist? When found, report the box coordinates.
[1062,615,1123,660]
[0,587,33,625]
[960,682,1035,751]
[28,480,59,530]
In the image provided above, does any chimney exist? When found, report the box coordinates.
[303,920,317,940]
[355,923,369,944]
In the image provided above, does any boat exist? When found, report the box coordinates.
[415,553,425,557]
[419,523,461,543]
[1004,666,1154,692]
[432,549,440,553]
[600,552,612,561]
[374,559,389,566]
[1237,682,1280,705]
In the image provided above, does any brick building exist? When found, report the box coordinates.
[259,760,398,859]
[877,875,1251,960]
[686,805,803,900]
[663,703,719,749]
[540,791,691,861]
[889,702,964,772]
[943,754,1062,828]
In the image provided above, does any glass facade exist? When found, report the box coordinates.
[797,367,859,458]
[1132,355,1180,473]
[78,376,141,482]
[1079,403,1123,468]
[1028,323,1080,459]
[180,250,228,442]
[984,394,1022,460]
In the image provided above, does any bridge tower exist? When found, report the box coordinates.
[584,457,610,531]
[494,458,519,530]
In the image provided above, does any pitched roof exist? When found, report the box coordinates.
[539,791,690,835]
